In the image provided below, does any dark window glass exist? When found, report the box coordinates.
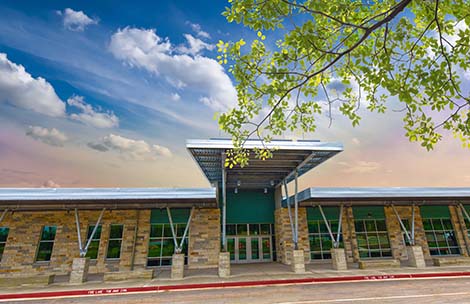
[308,220,343,260]
[147,223,189,267]
[36,226,56,262]
[226,224,236,235]
[150,224,163,238]
[236,224,248,235]
[260,224,271,235]
[249,224,260,235]
[354,219,391,259]
[106,224,123,259]
[423,218,460,256]
[0,227,9,261]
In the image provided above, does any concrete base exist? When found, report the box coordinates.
[69,257,90,284]
[406,245,426,268]
[331,248,348,270]
[218,252,231,278]
[291,249,306,273]
[171,253,185,280]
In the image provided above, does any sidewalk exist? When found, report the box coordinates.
[2,262,470,301]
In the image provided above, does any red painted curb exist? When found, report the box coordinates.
[2,271,470,301]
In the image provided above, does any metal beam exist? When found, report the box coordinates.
[177,207,195,253]
[166,207,179,251]
[83,208,106,256]
[318,205,335,247]
[391,204,413,245]
[294,170,299,250]
[276,152,316,188]
[74,208,84,256]
[222,153,227,252]
[411,204,415,245]
[459,203,470,224]
[336,204,343,248]
[0,209,8,224]
[283,180,295,244]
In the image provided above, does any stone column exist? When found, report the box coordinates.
[292,249,306,273]
[275,207,310,265]
[406,246,426,268]
[171,253,185,279]
[218,252,231,278]
[69,257,90,284]
[330,248,347,270]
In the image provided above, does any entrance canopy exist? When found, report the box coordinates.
[0,188,217,211]
[187,138,343,189]
[284,187,470,206]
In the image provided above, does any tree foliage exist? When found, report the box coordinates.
[217,0,470,164]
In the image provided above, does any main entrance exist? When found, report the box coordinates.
[225,223,274,263]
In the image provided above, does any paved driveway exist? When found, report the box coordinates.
[9,277,470,304]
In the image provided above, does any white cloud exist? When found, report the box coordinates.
[0,53,66,117]
[170,93,181,102]
[67,95,119,128]
[59,8,98,32]
[177,34,214,55]
[338,160,381,174]
[351,137,360,145]
[42,180,61,188]
[186,21,211,39]
[88,133,172,160]
[108,27,237,111]
[26,125,68,147]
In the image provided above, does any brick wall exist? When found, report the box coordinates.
[274,207,310,265]
[0,209,150,277]
[188,208,220,269]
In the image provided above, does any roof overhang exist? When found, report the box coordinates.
[0,188,217,211]
[187,138,343,189]
[283,187,470,207]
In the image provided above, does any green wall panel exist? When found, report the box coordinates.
[150,208,190,223]
[307,206,340,221]
[420,205,451,218]
[223,189,275,224]
[353,206,385,220]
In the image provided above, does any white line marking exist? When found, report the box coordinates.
[278,291,470,303]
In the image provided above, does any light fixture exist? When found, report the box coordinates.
[270,180,275,187]
[237,180,241,187]
[264,187,268,194]
[234,187,238,194]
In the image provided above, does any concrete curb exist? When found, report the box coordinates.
[2,271,470,302]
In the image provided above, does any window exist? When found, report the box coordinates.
[423,218,460,256]
[308,220,343,260]
[36,226,57,262]
[0,227,9,261]
[355,219,392,258]
[147,223,189,267]
[85,225,102,260]
[106,224,123,259]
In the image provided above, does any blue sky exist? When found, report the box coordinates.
[0,1,469,189]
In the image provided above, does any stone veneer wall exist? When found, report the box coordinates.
[384,206,428,260]
[0,209,150,277]
[274,207,310,265]
[188,208,220,269]
[340,206,356,262]
[449,205,469,256]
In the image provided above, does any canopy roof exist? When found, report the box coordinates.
[284,187,470,206]
[187,138,343,189]
[0,188,217,211]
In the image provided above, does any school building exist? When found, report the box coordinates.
[0,138,470,284]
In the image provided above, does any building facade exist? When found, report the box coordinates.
[0,139,470,282]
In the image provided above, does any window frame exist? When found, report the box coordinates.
[355,219,392,259]
[423,218,460,256]
[308,219,343,260]
[147,223,189,267]
[85,225,102,260]
[106,224,124,260]
[35,225,57,262]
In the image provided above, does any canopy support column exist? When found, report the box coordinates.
[293,170,299,250]
[411,203,416,245]
[74,209,84,257]
[336,204,344,248]
[459,203,470,224]
[166,207,180,252]
[283,180,295,243]
[178,207,194,253]
[83,208,106,256]
[75,208,105,257]
[391,204,414,246]
[221,154,227,252]
[0,209,8,224]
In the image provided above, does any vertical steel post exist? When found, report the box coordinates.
[166,207,179,252]
[74,208,84,257]
[294,170,299,250]
[411,203,416,245]
[83,208,106,255]
[222,154,227,252]
[179,207,195,250]
[0,209,8,224]
[283,180,295,241]
[336,204,344,248]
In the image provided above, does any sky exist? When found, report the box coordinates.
[0,1,469,190]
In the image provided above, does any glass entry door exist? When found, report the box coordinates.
[228,236,272,263]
